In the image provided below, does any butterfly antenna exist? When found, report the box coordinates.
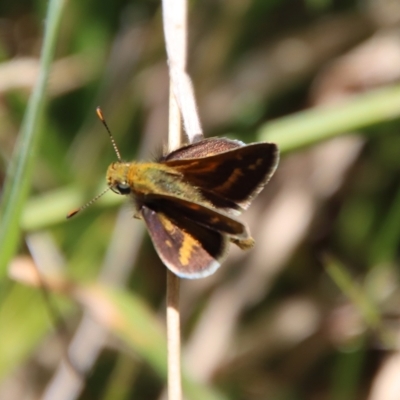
[96,106,122,162]
[66,187,110,219]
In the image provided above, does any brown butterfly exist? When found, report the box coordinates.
[68,109,279,279]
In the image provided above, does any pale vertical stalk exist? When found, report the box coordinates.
[163,1,185,399]
[166,42,183,400]
[166,268,182,400]
[168,89,183,151]
[162,0,203,142]
[162,0,204,397]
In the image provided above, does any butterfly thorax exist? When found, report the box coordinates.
[106,161,207,204]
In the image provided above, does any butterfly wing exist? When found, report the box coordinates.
[145,193,250,239]
[141,206,228,279]
[163,139,279,210]
[162,137,244,161]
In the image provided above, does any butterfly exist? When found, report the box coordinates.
[68,109,279,279]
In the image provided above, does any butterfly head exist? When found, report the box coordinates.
[106,162,132,195]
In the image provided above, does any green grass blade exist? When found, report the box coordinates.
[0,0,66,277]
[259,85,400,151]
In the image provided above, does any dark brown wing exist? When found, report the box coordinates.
[163,141,279,210]
[161,137,244,161]
[141,206,228,279]
[145,194,250,239]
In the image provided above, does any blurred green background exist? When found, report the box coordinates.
[1,0,400,399]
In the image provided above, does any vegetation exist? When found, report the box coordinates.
[1,0,400,399]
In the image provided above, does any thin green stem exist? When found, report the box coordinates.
[369,185,400,265]
[0,0,66,277]
[325,256,381,329]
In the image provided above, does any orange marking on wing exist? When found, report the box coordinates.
[179,233,199,266]
[214,168,243,191]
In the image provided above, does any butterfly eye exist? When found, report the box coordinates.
[116,182,131,195]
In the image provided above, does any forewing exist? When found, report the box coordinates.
[141,206,228,279]
[162,137,244,161]
[164,142,279,209]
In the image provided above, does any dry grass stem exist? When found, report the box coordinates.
[162,0,205,398]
